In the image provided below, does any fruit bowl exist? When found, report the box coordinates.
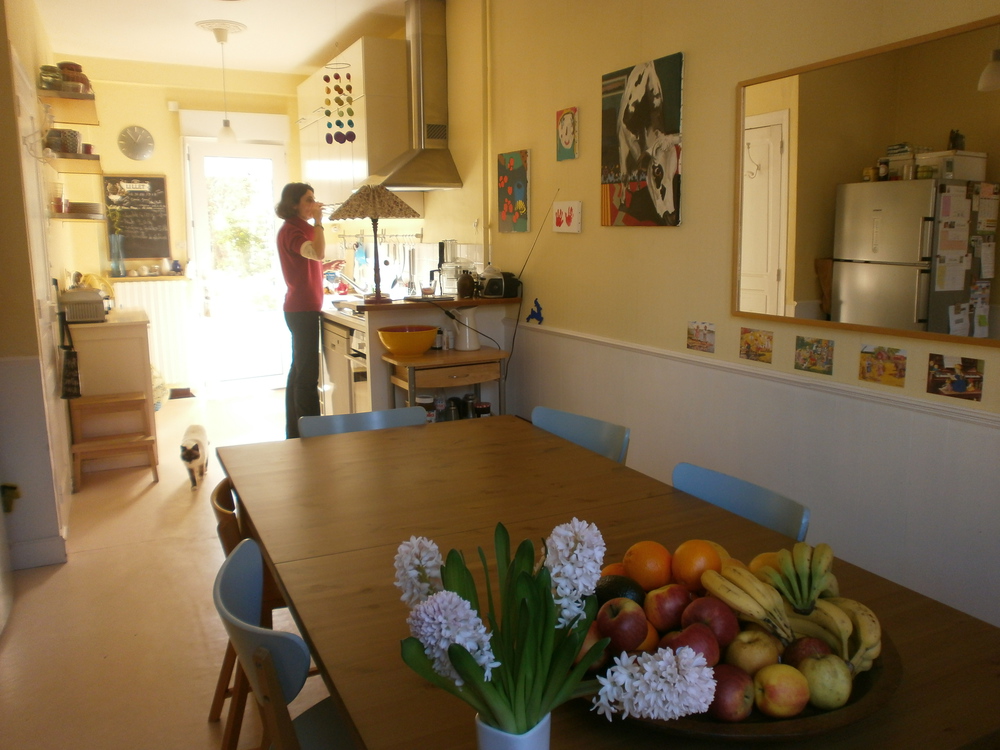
[377,325,437,356]
[633,630,902,741]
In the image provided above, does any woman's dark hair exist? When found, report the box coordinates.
[275,182,314,220]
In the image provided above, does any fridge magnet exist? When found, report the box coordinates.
[739,328,773,363]
[498,150,529,233]
[926,354,984,401]
[686,322,715,353]
[600,52,683,227]
[552,201,582,233]
[859,345,906,387]
[556,107,578,161]
[794,336,834,375]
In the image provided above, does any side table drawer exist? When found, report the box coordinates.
[398,362,501,389]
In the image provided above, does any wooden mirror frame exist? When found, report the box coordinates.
[733,14,1000,349]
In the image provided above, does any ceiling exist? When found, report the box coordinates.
[32,0,407,76]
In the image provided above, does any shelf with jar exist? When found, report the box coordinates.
[38,89,99,126]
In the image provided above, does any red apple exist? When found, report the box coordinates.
[708,663,755,722]
[658,622,720,666]
[782,636,833,669]
[596,597,649,654]
[574,620,610,671]
[724,629,781,676]
[753,663,810,718]
[681,596,740,647]
[644,583,691,633]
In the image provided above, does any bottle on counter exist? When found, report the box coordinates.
[457,270,475,299]
[415,394,436,423]
[475,402,492,418]
[433,328,443,350]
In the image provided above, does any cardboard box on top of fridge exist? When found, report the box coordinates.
[914,150,987,181]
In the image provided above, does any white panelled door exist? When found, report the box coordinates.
[739,112,789,316]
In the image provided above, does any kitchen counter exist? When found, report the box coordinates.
[319,295,521,412]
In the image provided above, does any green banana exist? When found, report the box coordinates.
[792,542,814,602]
[809,543,835,600]
[754,565,797,604]
[818,572,840,598]
[777,548,804,605]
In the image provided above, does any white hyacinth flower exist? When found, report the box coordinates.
[406,590,500,686]
[591,646,716,721]
[544,517,606,629]
[393,535,443,606]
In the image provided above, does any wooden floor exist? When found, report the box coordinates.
[0,384,330,750]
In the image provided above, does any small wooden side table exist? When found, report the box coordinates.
[382,348,510,415]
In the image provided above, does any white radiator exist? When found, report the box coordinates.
[112,279,193,386]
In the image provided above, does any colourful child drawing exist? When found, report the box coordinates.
[556,107,578,161]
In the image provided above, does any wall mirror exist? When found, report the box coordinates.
[735,15,1000,347]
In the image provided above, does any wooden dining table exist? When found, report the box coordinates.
[217,415,1000,749]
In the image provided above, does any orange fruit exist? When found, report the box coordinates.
[633,619,660,654]
[748,551,782,575]
[602,562,628,577]
[704,540,731,563]
[622,540,673,591]
[672,539,722,592]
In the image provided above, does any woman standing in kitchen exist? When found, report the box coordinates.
[275,182,328,439]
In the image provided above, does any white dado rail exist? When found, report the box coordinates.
[505,324,1000,628]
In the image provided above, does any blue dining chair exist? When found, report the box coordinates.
[530,406,631,464]
[671,462,810,541]
[214,539,360,750]
[298,406,427,438]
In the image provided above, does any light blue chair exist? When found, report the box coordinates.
[214,539,360,750]
[671,462,810,541]
[530,406,631,464]
[298,406,427,438]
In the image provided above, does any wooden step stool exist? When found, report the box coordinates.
[70,392,159,491]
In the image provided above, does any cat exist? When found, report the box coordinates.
[180,424,209,490]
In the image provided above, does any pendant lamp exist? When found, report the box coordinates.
[196,20,246,141]
[979,49,1000,91]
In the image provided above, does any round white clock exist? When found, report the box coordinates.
[118,125,154,160]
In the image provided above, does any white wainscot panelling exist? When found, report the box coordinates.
[506,325,1000,628]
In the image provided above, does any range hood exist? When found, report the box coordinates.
[367,0,463,190]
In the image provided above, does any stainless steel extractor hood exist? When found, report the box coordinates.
[367,0,463,190]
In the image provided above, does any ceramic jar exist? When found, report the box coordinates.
[475,713,551,750]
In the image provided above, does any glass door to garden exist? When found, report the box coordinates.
[186,140,289,392]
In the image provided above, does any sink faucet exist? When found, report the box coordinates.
[332,270,368,294]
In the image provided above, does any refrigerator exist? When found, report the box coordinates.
[831,179,995,336]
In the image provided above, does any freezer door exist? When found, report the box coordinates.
[832,261,929,330]
[834,181,937,263]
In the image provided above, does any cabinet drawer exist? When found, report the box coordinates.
[398,362,501,389]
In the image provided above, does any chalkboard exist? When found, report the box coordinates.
[103,175,170,259]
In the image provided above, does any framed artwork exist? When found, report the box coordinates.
[686,321,715,353]
[103,175,170,258]
[926,354,984,401]
[556,107,578,160]
[552,201,582,233]
[794,336,834,376]
[739,328,773,364]
[859,345,906,387]
[600,52,683,226]
[498,150,529,233]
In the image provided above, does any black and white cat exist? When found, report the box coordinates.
[180,424,209,489]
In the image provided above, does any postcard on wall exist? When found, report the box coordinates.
[794,336,834,376]
[552,201,582,233]
[739,327,773,364]
[927,353,984,402]
[556,107,578,161]
[600,52,683,227]
[687,322,715,353]
[498,150,529,233]
[859,345,906,387]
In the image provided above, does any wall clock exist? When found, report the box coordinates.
[118,125,155,161]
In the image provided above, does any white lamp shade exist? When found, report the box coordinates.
[978,49,1000,91]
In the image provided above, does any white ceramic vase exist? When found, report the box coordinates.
[475,713,551,750]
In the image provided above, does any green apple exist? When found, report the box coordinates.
[798,654,853,710]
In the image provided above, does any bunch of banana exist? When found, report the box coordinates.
[825,596,882,675]
[783,598,854,659]
[754,542,839,614]
[702,561,795,644]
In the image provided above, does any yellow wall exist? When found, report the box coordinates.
[485,0,1000,413]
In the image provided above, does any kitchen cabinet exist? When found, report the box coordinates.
[320,320,354,416]
[383,349,510,413]
[297,37,410,205]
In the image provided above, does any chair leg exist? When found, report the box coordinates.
[220,662,250,750]
[209,642,237,722]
